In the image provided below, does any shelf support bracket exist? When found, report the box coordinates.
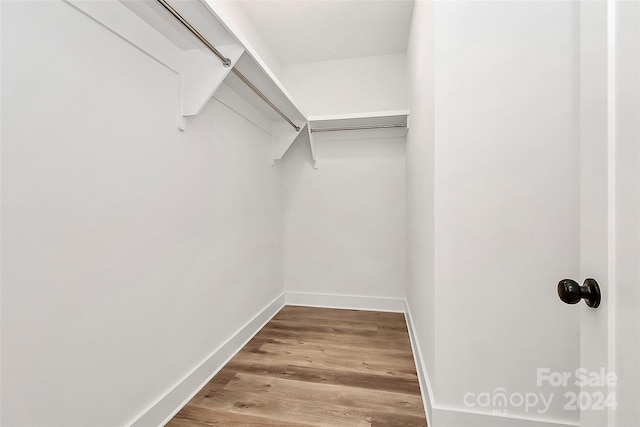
[272,121,308,165]
[179,45,244,130]
[308,126,319,169]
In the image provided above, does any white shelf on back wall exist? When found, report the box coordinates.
[305,110,410,168]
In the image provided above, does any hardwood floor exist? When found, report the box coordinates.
[167,305,427,426]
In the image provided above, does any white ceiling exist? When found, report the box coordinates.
[234,0,415,65]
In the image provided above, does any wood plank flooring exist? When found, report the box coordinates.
[167,305,427,426]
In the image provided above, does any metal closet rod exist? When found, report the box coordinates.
[156,0,300,132]
[310,123,407,133]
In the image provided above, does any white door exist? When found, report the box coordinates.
[578,1,639,426]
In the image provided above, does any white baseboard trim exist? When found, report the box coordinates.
[432,406,580,427]
[284,291,406,312]
[128,293,285,427]
[403,301,435,427]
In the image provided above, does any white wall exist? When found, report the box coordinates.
[1,1,283,425]
[280,52,408,302]
[405,0,436,410]
[408,1,581,424]
[282,136,406,300]
[282,54,407,116]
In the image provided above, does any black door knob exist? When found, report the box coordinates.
[557,278,601,308]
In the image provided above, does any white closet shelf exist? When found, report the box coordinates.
[304,110,410,169]
[308,110,410,122]
[308,110,410,139]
